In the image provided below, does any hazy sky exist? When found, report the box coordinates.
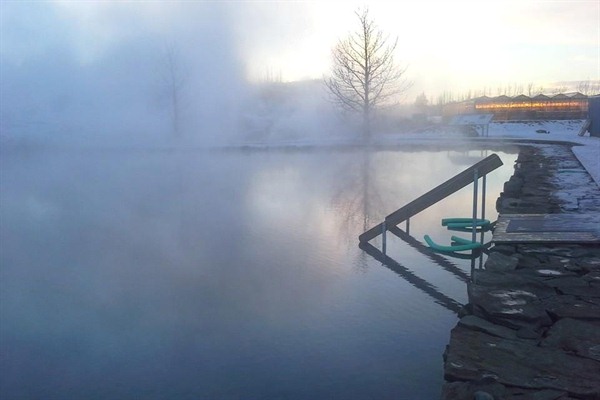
[1,0,599,100]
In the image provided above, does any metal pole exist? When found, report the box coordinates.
[382,221,387,255]
[481,174,487,221]
[478,173,487,270]
[480,174,487,246]
[406,218,410,235]
[472,169,479,244]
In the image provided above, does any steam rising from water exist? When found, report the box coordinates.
[0,2,343,147]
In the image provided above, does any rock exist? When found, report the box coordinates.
[472,271,556,296]
[543,295,600,320]
[498,197,553,213]
[458,303,474,318]
[469,270,557,329]
[563,262,585,273]
[521,186,552,196]
[543,276,600,297]
[498,197,526,210]
[516,326,541,340]
[568,247,598,258]
[540,318,600,362]
[458,315,519,340]
[503,179,522,195]
[555,285,600,298]
[516,254,547,269]
[441,381,506,400]
[516,246,570,257]
[544,277,590,288]
[583,270,600,283]
[469,284,553,330]
[503,388,566,400]
[559,203,579,212]
[467,270,556,330]
[579,198,600,210]
[444,326,600,397]
[473,390,494,400]
[488,245,517,256]
[578,257,600,272]
[530,269,576,279]
[485,252,519,272]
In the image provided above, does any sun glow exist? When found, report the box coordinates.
[245,1,599,98]
[5,0,599,100]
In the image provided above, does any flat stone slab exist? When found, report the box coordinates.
[485,252,519,272]
[584,270,600,283]
[542,295,600,320]
[469,284,553,329]
[445,325,600,397]
[472,270,557,295]
[442,381,568,400]
[458,315,519,340]
[468,272,557,329]
[540,318,600,362]
[494,214,600,244]
[443,381,571,400]
[543,276,600,297]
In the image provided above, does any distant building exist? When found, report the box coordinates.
[443,93,589,121]
[588,95,600,137]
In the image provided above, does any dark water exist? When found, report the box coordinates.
[0,146,517,399]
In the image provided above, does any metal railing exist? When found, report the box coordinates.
[359,154,504,248]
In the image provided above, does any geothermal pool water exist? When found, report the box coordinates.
[1,146,518,399]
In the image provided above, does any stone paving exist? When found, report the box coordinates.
[442,145,600,400]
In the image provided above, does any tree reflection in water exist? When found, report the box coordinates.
[331,148,490,313]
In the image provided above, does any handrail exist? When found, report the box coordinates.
[359,154,503,243]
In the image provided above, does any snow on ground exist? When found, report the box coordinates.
[485,120,599,187]
[248,119,600,188]
[243,119,599,187]
[6,115,596,187]
[571,142,600,187]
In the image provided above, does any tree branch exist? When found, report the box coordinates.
[324,7,411,139]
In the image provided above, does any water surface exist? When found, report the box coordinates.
[0,145,518,399]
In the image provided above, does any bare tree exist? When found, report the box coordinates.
[414,92,428,112]
[325,8,410,141]
[536,85,545,96]
[436,90,455,106]
[577,80,591,95]
[516,83,524,96]
[576,80,600,96]
[526,82,535,96]
[552,85,568,95]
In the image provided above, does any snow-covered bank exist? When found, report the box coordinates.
[372,119,599,188]
[489,121,599,187]
[3,117,597,187]
[486,120,599,187]
[571,140,600,187]
[229,119,599,187]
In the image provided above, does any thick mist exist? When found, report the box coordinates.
[0,2,346,148]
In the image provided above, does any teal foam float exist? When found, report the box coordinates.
[423,234,482,252]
